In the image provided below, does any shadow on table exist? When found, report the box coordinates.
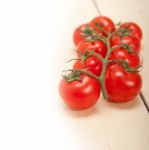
[107,96,141,110]
[61,96,141,118]
[62,101,101,118]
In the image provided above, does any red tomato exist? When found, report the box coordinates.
[59,75,100,109]
[73,56,103,76]
[110,35,141,53]
[73,24,92,46]
[120,22,142,40]
[109,48,141,68]
[77,40,107,58]
[90,16,115,36]
[105,64,142,102]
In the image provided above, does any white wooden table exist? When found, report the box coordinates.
[0,0,148,150]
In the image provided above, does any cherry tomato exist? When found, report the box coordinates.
[90,16,115,36]
[77,40,107,58]
[73,56,103,76]
[109,48,141,68]
[73,24,93,46]
[59,75,100,109]
[120,22,142,40]
[110,35,141,53]
[105,64,142,102]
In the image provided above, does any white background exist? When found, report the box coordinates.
[0,0,61,149]
[0,0,149,150]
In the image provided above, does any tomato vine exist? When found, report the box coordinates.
[62,23,142,99]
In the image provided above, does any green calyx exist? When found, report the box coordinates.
[80,24,93,37]
[80,25,106,43]
[117,27,131,37]
[62,70,82,82]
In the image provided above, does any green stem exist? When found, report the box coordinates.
[96,35,106,43]
[107,59,142,72]
[86,50,104,61]
[94,35,112,99]
[74,69,99,81]
[95,23,109,36]
[66,58,81,63]
[108,27,121,39]
[99,61,108,99]
[86,33,106,43]
[96,34,116,99]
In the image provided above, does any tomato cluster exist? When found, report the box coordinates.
[59,16,143,110]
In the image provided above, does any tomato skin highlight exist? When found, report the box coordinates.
[90,16,115,36]
[59,75,100,109]
[77,40,107,58]
[110,35,141,53]
[73,56,103,76]
[120,22,142,40]
[109,48,141,68]
[105,64,142,102]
